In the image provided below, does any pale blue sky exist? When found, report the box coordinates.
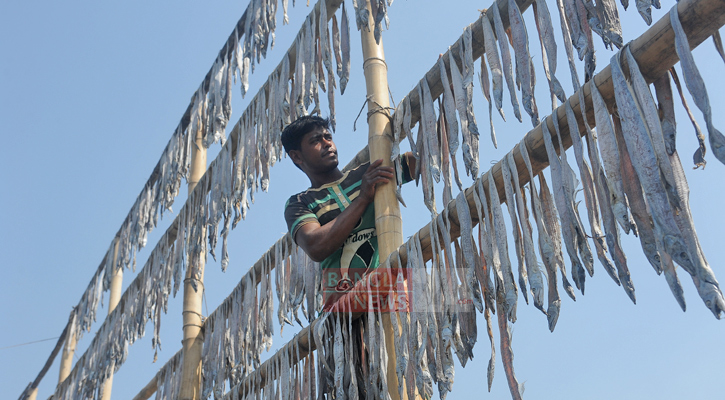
[1,1,724,399]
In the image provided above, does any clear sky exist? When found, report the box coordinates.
[2,1,724,399]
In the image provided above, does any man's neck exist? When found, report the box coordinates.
[308,168,344,188]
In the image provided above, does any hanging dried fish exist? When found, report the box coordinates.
[669,68,706,168]
[448,50,476,178]
[509,0,539,127]
[439,105,454,206]
[481,9,505,121]
[590,81,635,235]
[564,100,608,280]
[492,4,522,122]
[652,72,725,317]
[713,32,725,65]
[611,51,697,278]
[495,282,523,400]
[438,57,460,156]
[351,0,369,31]
[456,190,484,312]
[541,118,588,294]
[532,0,567,107]
[670,6,725,166]
[420,80,442,183]
[487,172,518,322]
[635,0,652,25]
[500,153,529,304]
[480,53,498,148]
[506,152,546,312]
[340,2,351,94]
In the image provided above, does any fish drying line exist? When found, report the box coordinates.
[28,0,291,390]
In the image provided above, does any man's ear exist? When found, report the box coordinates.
[288,150,304,167]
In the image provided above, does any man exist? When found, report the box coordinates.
[281,115,415,305]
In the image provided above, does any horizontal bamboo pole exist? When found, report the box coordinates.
[222,0,725,396]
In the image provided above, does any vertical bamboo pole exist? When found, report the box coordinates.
[100,240,122,400]
[179,127,207,400]
[358,3,406,399]
[57,316,77,385]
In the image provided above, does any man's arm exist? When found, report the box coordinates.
[295,158,394,262]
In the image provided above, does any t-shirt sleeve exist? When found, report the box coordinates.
[284,194,318,243]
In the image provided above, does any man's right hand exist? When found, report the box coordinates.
[360,158,394,204]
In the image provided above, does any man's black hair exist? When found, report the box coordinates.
[281,115,331,155]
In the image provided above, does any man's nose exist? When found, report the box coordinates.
[322,137,334,148]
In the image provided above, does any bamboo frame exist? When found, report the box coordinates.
[214,0,725,397]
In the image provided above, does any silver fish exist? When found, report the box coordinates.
[670,68,706,168]
[533,0,567,106]
[636,0,652,25]
[623,47,682,213]
[611,52,697,277]
[509,0,539,127]
[438,57,460,156]
[456,190,484,312]
[541,117,587,294]
[439,106,454,206]
[481,10,505,119]
[332,14,342,77]
[340,2,351,95]
[506,151,545,312]
[670,6,725,165]
[492,4,522,122]
[421,79,442,182]
[488,172,518,322]
[480,54,498,148]
[555,0,582,92]
[590,80,634,234]
[562,0,588,60]
[448,50,475,178]
[564,100,602,281]
[500,152,529,304]
[713,32,725,65]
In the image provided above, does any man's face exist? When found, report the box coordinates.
[291,127,339,174]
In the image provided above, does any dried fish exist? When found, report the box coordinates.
[541,118,587,295]
[456,190,484,312]
[533,0,567,107]
[590,81,634,234]
[713,32,725,65]
[562,0,588,61]
[506,152,545,312]
[332,14,342,77]
[669,68,706,168]
[495,283,523,400]
[595,0,623,49]
[500,152,528,304]
[439,106,454,206]
[623,47,682,213]
[636,0,652,25]
[438,57,460,157]
[509,0,539,127]
[564,100,601,282]
[492,4,522,122]
[488,172,518,322]
[420,79,442,182]
[611,113,661,274]
[448,51,476,178]
[481,10,505,122]
[670,6,725,165]
[480,54,498,148]
[340,2,351,95]
[611,51,697,277]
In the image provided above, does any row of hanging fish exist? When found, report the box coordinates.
[51,233,183,400]
[154,351,183,400]
[55,0,355,392]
